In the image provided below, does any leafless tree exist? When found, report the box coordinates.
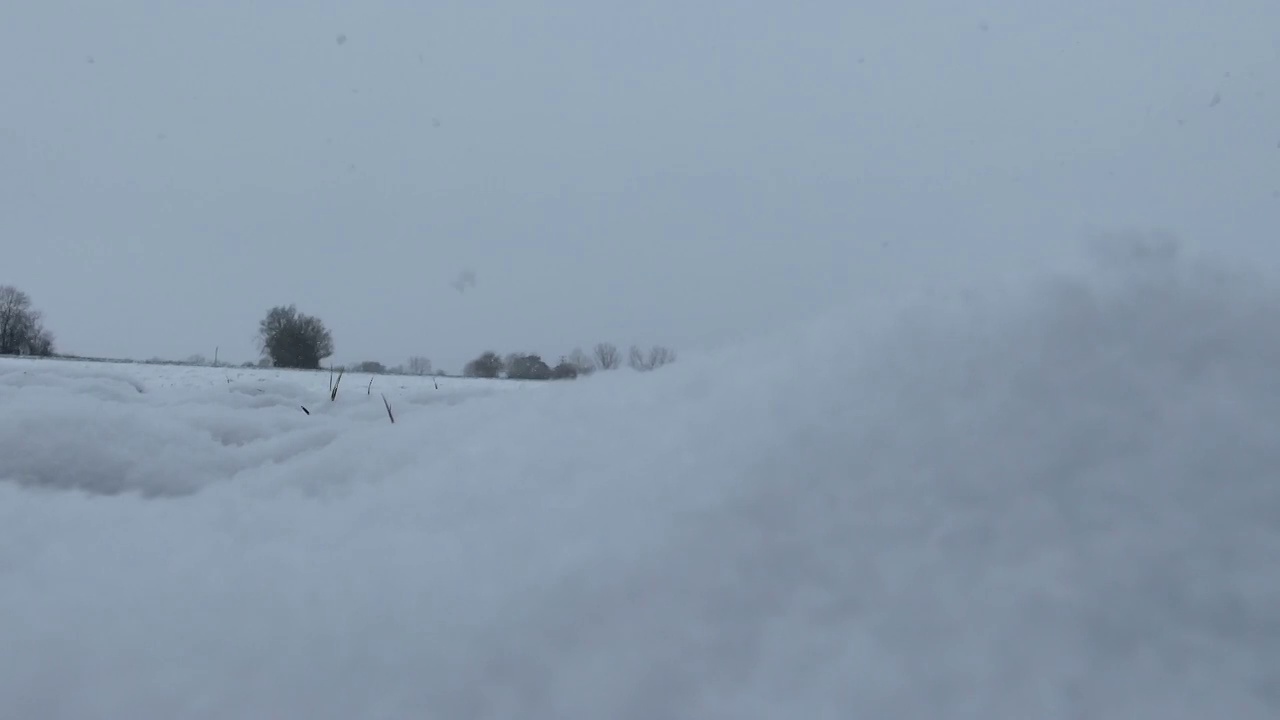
[407,355,432,375]
[0,285,54,356]
[648,345,676,369]
[567,347,596,375]
[593,342,620,370]
[628,344,676,371]
[26,322,54,356]
[0,286,33,354]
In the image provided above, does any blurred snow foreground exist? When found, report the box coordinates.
[2,239,1279,719]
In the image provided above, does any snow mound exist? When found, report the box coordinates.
[0,372,337,497]
[1,237,1278,718]
[0,363,147,398]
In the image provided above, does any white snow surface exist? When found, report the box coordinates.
[3,242,1280,718]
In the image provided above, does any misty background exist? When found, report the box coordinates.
[2,0,1277,371]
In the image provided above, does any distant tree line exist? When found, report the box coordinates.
[252,304,676,379]
[0,295,677,379]
[0,285,55,357]
[462,342,676,380]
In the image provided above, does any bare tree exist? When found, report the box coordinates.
[0,285,54,356]
[26,322,54,356]
[407,355,432,375]
[648,345,676,369]
[628,344,677,371]
[567,347,596,375]
[0,286,33,354]
[593,342,620,371]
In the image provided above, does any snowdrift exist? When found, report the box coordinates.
[1,238,1277,718]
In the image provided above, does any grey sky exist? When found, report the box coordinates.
[2,0,1277,370]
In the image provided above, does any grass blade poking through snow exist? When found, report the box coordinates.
[382,393,395,424]
[367,376,374,396]
[330,368,344,401]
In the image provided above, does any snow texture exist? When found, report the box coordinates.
[2,238,1279,718]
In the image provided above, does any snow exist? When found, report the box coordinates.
[3,240,1280,718]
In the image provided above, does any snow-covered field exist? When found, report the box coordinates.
[3,242,1279,718]
[0,361,525,497]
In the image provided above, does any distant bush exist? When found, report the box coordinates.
[464,351,503,378]
[506,353,553,381]
[355,360,387,374]
[550,359,579,380]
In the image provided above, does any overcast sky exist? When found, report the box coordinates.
[2,0,1277,370]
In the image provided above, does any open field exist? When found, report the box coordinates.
[0,356,531,497]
